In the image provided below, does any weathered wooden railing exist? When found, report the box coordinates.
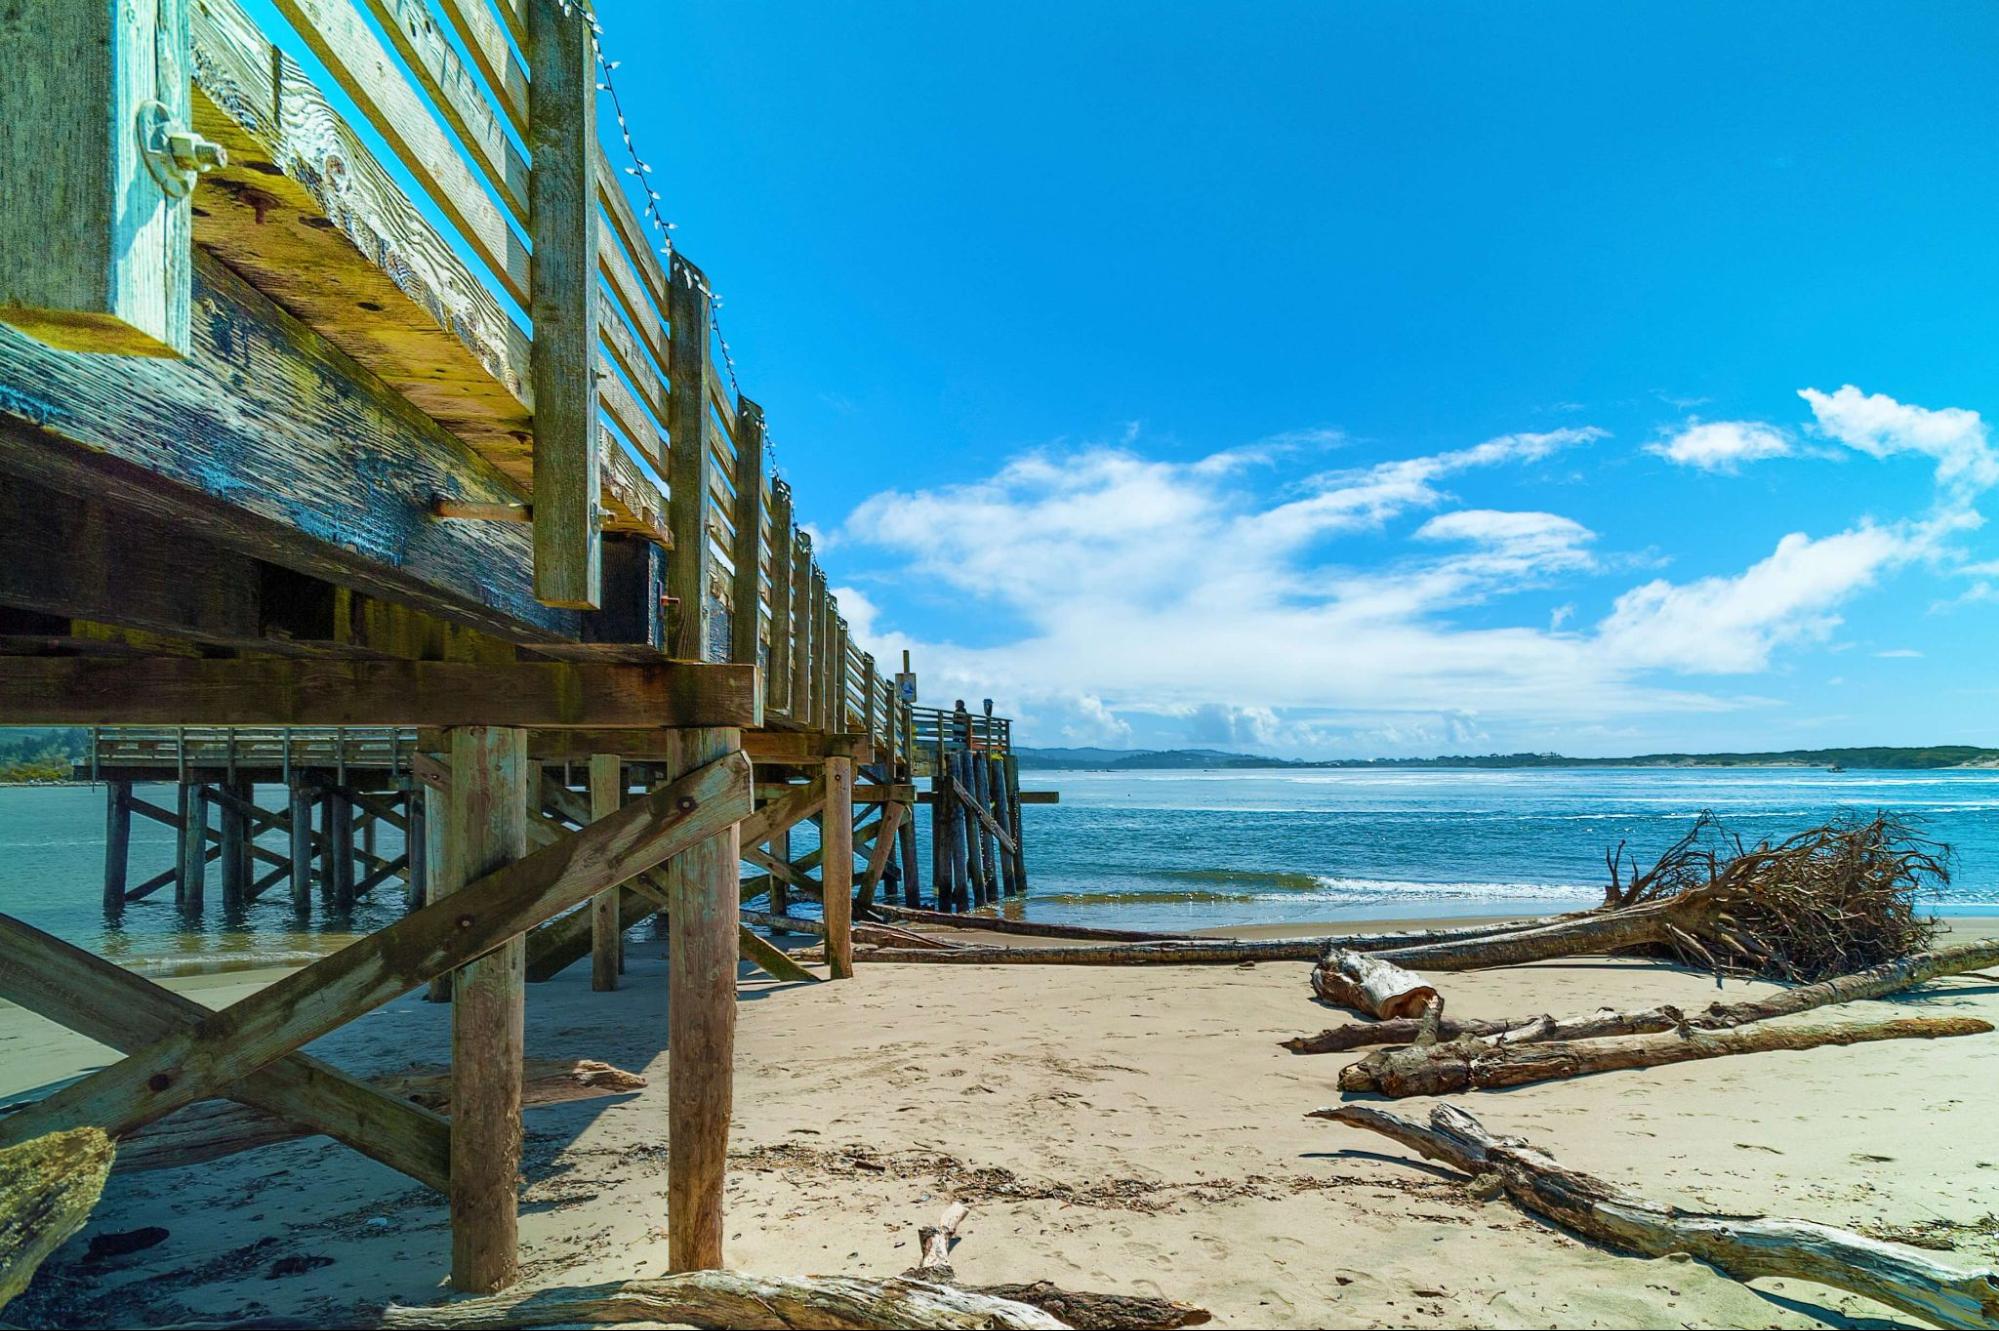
[0,0,970,763]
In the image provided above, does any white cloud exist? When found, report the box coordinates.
[1875,648,1923,658]
[1596,525,1915,673]
[1799,385,1999,503]
[1649,420,1793,472]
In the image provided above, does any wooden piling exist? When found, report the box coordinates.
[444,726,530,1293]
[664,727,743,1271]
[424,782,451,1003]
[329,788,356,913]
[897,782,921,909]
[289,782,315,915]
[588,753,622,992]
[1004,754,1028,893]
[177,783,206,912]
[102,781,131,918]
[220,780,248,912]
[823,756,854,978]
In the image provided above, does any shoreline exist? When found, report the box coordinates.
[7,914,1999,1327]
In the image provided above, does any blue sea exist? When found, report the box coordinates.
[2,766,1995,959]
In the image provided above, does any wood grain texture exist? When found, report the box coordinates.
[589,752,624,992]
[0,658,758,728]
[665,728,745,1270]
[822,758,855,979]
[1322,1103,1999,1331]
[359,0,530,213]
[445,727,529,1292]
[767,483,795,713]
[527,0,601,609]
[0,0,189,354]
[0,752,751,1152]
[0,254,567,642]
[0,913,451,1191]
[0,1128,115,1312]
[666,257,717,660]
[730,400,768,666]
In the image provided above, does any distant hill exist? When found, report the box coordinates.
[1013,744,1999,771]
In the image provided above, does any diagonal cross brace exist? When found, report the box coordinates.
[0,752,752,1150]
[0,914,452,1192]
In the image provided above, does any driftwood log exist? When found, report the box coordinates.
[1286,936,1999,1054]
[898,1201,1213,1330]
[1319,1103,1999,1330]
[377,1272,1069,1329]
[107,1060,644,1176]
[0,1128,114,1310]
[1311,948,1437,1019]
[1338,1014,1992,1096]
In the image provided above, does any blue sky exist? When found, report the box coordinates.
[593,0,1999,756]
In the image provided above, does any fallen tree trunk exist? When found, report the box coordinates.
[1285,937,1999,1054]
[1311,948,1438,1019]
[110,1060,644,1175]
[377,1272,1068,1329]
[857,938,1329,965]
[871,906,1194,943]
[1338,1014,1991,1097]
[0,1128,114,1310]
[1318,1102,1999,1330]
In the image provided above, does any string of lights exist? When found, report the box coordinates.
[558,2,773,471]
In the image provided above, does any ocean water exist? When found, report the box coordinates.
[3,766,1995,957]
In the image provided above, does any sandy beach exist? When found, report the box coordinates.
[5,916,1997,1328]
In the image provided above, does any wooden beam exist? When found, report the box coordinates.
[0,0,193,355]
[444,727,529,1292]
[589,753,623,992]
[0,914,450,1191]
[729,401,767,667]
[666,256,717,661]
[738,778,828,850]
[665,729,743,1271]
[823,758,854,979]
[0,658,759,728]
[0,255,572,643]
[736,926,818,985]
[767,482,794,714]
[0,752,751,1153]
[527,0,601,609]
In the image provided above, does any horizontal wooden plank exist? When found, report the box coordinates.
[361,0,531,216]
[0,254,573,642]
[434,0,528,134]
[0,658,762,727]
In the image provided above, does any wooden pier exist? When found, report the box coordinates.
[0,0,1045,1300]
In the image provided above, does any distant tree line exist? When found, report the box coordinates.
[0,727,87,782]
[1015,744,1999,772]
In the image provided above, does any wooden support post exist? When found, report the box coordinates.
[289,781,315,915]
[807,570,829,730]
[444,726,529,1293]
[769,824,791,915]
[791,535,814,722]
[177,783,207,912]
[974,756,998,901]
[1004,755,1028,894]
[822,757,854,978]
[405,787,428,911]
[729,400,766,669]
[220,779,248,911]
[526,0,600,608]
[102,781,131,918]
[330,789,356,913]
[0,0,196,355]
[988,759,1016,896]
[898,784,921,909]
[664,727,744,1270]
[425,782,452,1002]
[666,255,718,661]
[589,753,623,992]
[768,482,794,714]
